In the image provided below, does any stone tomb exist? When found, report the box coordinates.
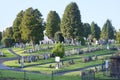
[110,56,120,78]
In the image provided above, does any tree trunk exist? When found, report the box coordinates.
[71,38,75,45]
[31,39,35,51]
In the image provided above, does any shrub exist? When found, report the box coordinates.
[52,42,65,58]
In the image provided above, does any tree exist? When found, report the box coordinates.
[0,32,2,42]
[77,36,85,45]
[101,19,115,40]
[116,29,120,43]
[54,31,64,43]
[52,42,65,58]
[83,23,91,39]
[13,10,24,42]
[21,7,44,48]
[2,31,6,38]
[2,37,14,47]
[46,11,61,40]
[61,2,83,44]
[90,22,101,40]
[5,27,14,38]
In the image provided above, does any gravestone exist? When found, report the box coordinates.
[35,44,40,51]
[0,52,4,57]
[29,49,33,53]
[107,44,109,50]
[55,56,60,69]
[72,48,75,55]
[18,58,21,64]
[21,56,24,68]
[68,59,74,65]
[42,54,49,60]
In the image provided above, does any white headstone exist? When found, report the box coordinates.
[107,44,109,50]
[55,56,60,62]
[105,60,109,68]
[72,48,75,55]
[56,64,59,69]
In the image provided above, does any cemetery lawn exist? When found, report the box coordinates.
[23,59,102,74]
[0,48,15,58]
[0,69,116,80]
[3,49,117,68]
[3,50,116,70]
[0,69,82,80]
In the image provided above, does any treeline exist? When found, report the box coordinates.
[0,2,120,47]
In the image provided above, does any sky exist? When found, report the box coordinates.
[0,0,120,32]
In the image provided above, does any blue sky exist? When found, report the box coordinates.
[0,0,120,31]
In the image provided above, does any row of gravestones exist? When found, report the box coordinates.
[49,59,75,68]
[85,47,103,53]
[18,56,39,64]
[21,47,102,64]
[24,45,53,54]
[0,52,5,57]
[82,55,98,63]
[65,47,103,57]
[18,53,52,64]
[24,49,37,53]
[14,43,26,48]
[65,48,83,56]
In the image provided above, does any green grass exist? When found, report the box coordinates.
[11,48,32,56]
[0,48,15,58]
[0,69,117,80]
[23,59,102,74]
[3,49,117,68]
[0,69,81,80]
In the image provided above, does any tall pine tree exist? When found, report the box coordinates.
[83,23,91,39]
[91,22,101,40]
[21,7,44,48]
[61,2,83,44]
[101,19,115,40]
[12,10,24,42]
[45,11,60,40]
[116,29,120,43]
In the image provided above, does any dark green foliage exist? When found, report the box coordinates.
[2,31,6,38]
[54,31,64,43]
[21,7,44,45]
[52,42,65,58]
[46,11,61,40]
[101,19,115,40]
[116,29,120,43]
[61,2,83,42]
[90,22,101,40]
[13,10,24,42]
[83,23,91,39]
[2,37,14,47]
[0,32,2,41]
[4,27,14,38]
[77,36,85,45]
